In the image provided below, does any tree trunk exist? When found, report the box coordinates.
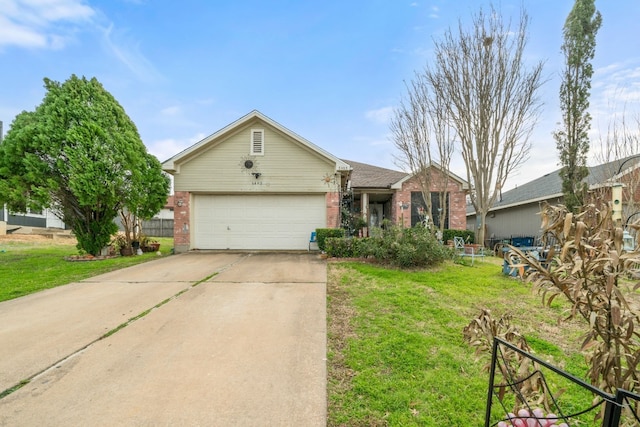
[475,211,487,247]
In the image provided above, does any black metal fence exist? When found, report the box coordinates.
[486,338,640,426]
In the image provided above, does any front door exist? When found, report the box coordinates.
[369,203,383,228]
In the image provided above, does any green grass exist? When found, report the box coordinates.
[327,259,600,426]
[0,237,174,302]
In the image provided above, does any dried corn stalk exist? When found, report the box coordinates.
[514,201,640,396]
[463,309,551,410]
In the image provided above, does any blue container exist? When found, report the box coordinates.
[511,236,534,247]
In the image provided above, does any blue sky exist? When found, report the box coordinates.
[1,0,639,191]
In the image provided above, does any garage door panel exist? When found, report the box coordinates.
[193,195,326,250]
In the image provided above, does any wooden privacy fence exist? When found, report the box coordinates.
[141,218,174,237]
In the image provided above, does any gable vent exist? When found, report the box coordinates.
[251,129,264,155]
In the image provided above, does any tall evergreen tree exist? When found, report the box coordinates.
[555,0,602,212]
[0,75,169,255]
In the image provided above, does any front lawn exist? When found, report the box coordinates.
[327,259,594,426]
[0,236,174,302]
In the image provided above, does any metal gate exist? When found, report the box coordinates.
[486,338,640,426]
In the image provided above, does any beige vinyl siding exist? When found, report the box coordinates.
[174,119,337,193]
[481,203,545,240]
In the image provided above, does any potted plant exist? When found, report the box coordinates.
[111,232,133,256]
[148,239,161,252]
[139,235,161,252]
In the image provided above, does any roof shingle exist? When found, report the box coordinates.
[342,159,408,189]
[487,156,640,211]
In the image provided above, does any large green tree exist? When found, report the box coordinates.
[555,0,602,212]
[0,75,169,255]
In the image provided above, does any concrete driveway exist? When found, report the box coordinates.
[0,252,327,426]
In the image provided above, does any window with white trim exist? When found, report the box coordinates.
[250,129,264,155]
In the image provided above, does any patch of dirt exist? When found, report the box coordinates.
[326,266,359,426]
[0,233,77,245]
[65,254,117,261]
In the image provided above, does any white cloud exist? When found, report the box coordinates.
[147,133,207,163]
[365,106,394,124]
[0,1,162,83]
[160,105,182,116]
[0,15,47,48]
[595,63,640,104]
[196,98,215,106]
[590,60,640,136]
[0,0,95,49]
[354,134,392,147]
[100,23,163,83]
[412,46,431,57]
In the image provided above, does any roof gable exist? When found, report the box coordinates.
[421,162,469,190]
[343,159,469,190]
[163,110,350,174]
[342,159,409,188]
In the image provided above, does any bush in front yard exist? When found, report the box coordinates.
[389,226,452,268]
[325,225,452,268]
[316,228,345,251]
[325,237,372,258]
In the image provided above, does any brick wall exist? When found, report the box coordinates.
[326,191,341,228]
[391,188,412,228]
[173,191,190,253]
[393,173,468,230]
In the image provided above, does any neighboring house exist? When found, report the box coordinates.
[343,160,469,231]
[162,110,470,252]
[466,156,640,247]
[154,195,175,220]
[1,123,66,231]
[0,206,65,230]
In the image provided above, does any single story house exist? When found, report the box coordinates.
[0,206,65,231]
[0,123,66,231]
[162,110,469,252]
[162,110,351,252]
[467,156,640,247]
[343,159,469,231]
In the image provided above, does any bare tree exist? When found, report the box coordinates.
[430,82,456,235]
[392,75,433,227]
[424,6,544,246]
[391,72,455,234]
[593,110,640,236]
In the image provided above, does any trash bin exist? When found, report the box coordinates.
[511,236,534,247]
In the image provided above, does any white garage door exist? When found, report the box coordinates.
[193,194,327,250]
